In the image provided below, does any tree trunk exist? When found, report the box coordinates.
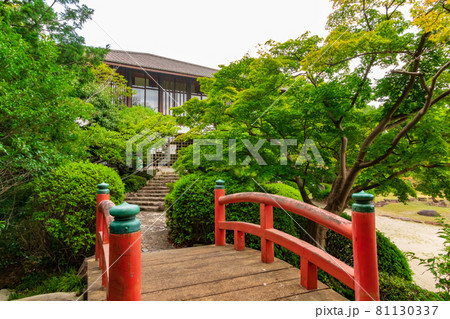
[305,220,328,248]
[306,189,351,248]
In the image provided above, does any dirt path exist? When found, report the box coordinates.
[375,215,445,292]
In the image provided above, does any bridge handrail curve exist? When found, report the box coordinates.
[214,181,380,301]
[218,192,353,240]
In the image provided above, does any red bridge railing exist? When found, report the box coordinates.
[214,180,380,301]
[95,183,141,301]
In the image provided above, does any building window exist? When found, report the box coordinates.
[132,72,159,112]
[190,80,207,100]
[161,75,189,115]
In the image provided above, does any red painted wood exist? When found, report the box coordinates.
[107,232,142,301]
[352,211,380,301]
[218,221,355,289]
[260,204,274,263]
[301,258,318,290]
[96,200,115,284]
[234,230,245,251]
[97,233,108,288]
[215,188,226,246]
[96,193,110,260]
[219,192,352,239]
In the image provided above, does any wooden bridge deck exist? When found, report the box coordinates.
[86,245,347,301]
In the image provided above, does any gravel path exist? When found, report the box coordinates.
[375,215,445,292]
[139,211,174,252]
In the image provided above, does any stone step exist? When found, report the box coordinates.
[126,197,166,201]
[136,192,169,196]
[125,199,164,204]
[139,206,164,212]
[141,185,170,189]
[147,181,177,185]
[126,194,166,199]
[147,181,176,185]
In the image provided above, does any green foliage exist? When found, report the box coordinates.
[172,0,450,221]
[407,217,450,297]
[8,268,85,300]
[378,272,447,301]
[77,64,132,131]
[80,106,179,176]
[1,0,98,67]
[30,161,124,266]
[123,175,147,193]
[0,17,92,196]
[0,183,36,270]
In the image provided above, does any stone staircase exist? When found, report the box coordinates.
[124,170,179,252]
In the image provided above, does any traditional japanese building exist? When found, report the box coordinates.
[104,49,217,115]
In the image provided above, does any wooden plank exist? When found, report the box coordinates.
[277,290,348,301]
[86,257,106,301]
[192,279,332,301]
[86,245,348,301]
[141,256,291,293]
[141,245,257,266]
[142,249,262,273]
[142,268,300,301]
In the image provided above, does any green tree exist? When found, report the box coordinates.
[0,20,91,196]
[173,0,450,246]
[0,0,106,196]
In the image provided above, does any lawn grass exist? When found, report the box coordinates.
[376,201,450,223]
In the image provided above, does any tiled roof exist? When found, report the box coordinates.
[105,49,217,78]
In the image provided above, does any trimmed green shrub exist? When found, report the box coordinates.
[31,161,124,266]
[123,175,147,193]
[378,272,446,301]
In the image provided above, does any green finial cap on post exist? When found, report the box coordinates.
[97,183,110,194]
[215,180,225,189]
[352,191,375,213]
[109,202,141,234]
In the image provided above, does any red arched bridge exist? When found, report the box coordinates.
[86,180,379,301]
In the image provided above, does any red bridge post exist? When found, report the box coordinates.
[352,191,380,301]
[215,180,226,246]
[96,183,110,262]
[107,202,141,301]
[260,204,274,263]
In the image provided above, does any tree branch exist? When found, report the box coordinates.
[431,89,450,106]
[391,70,424,76]
[351,56,376,109]
[353,32,430,169]
[430,60,450,91]
[353,163,444,193]
[362,0,373,31]
[326,50,412,67]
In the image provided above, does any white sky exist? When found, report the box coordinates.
[78,0,333,69]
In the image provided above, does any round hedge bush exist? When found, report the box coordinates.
[31,161,124,265]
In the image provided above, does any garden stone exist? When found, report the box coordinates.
[0,289,12,301]
[417,210,440,217]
